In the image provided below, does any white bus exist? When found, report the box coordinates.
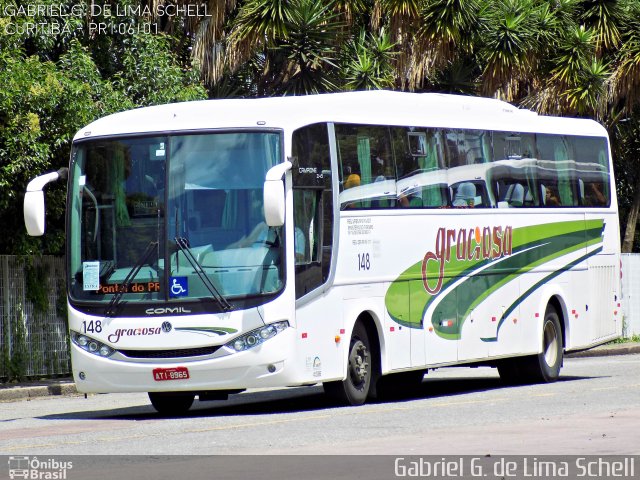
[24,91,621,413]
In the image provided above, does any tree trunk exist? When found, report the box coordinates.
[621,177,640,252]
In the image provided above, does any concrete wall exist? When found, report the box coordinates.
[622,254,640,337]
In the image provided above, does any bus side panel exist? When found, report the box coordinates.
[336,213,418,373]
[584,211,621,345]
[384,280,412,371]
[565,212,620,350]
[564,266,592,349]
[424,288,458,366]
[294,288,345,383]
[586,258,619,340]
[484,285,524,359]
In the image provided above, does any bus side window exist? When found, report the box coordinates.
[292,123,333,299]
[293,190,318,264]
[393,127,448,208]
[336,124,395,210]
[506,183,525,207]
[579,179,608,207]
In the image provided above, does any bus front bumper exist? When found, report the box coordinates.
[71,328,299,393]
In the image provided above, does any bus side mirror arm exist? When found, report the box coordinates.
[263,161,292,227]
[24,168,68,236]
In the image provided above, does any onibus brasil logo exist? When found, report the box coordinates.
[8,456,73,479]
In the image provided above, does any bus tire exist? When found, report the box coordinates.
[323,322,372,406]
[497,360,522,385]
[148,392,195,415]
[374,370,426,400]
[522,304,563,383]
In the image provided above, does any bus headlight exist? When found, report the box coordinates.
[226,321,289,352]
[71,331,115,358]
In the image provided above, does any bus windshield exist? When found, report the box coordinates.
[68,132,284,307]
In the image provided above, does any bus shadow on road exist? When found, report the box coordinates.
[36,372,596,421]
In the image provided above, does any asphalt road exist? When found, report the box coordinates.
[1,354,639,459]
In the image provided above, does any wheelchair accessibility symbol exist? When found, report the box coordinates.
[170,277,188,297]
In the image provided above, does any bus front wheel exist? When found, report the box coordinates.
[148,392,195,415]
[323,322,372,405]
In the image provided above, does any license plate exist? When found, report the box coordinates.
[153,367,190,382]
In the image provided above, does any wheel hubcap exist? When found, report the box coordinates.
[543,320,558,367]
[349,340,369,385]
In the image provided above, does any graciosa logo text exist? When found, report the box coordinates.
[421,226,513,295]
[108,327,162,343]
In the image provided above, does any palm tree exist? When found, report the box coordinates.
[580,0,629,56]
[428,58,479,95]
[343,28,396,90]
[609,7,640,114]
[370,0,422,90]
[272,0,343,95]
[411,0,480,89]
[477,0,561,101]
[150,0,236,87]
[616,116,640,253]
[607,5,640,251]
[523,25,605,117]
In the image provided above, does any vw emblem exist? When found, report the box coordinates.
[161,321,173,333]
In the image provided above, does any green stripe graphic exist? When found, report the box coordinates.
[385,219,605,339]
[175,326,238,336]
[481,246,603,342]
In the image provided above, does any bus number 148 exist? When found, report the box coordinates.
[358,253,371,271]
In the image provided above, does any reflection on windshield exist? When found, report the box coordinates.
[69,132,284,306]
[69,137,165,303]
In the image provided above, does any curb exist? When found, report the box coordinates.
[565,343,640,358]
[0,381,77,402]
[1,344,638,402]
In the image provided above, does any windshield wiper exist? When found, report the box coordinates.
[174,236,233,311]
[105,241,158,317]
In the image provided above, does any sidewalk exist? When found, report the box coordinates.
[1,342,639,402]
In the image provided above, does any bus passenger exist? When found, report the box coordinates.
[544,185,561,207]
[453,182,476,207]
[344,165,361,189]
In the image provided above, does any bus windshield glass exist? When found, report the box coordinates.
[68,132,284,306]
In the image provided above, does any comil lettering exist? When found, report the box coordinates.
[422,226,513,295]
[145,306,192,315]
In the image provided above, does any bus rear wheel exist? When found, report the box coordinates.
[323,322,372,405]
[523,304,563,382]
[148,392,195,415]
[498,304,563,385]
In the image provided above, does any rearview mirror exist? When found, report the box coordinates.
[263,161,292,227]
[24,169,67,236]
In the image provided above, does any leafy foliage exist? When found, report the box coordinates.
[6,0,640,252]
[273,0,343,95]
[0,3,206,255]
[343,28,396,90]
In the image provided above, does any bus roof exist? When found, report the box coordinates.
[73,90,608,141]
